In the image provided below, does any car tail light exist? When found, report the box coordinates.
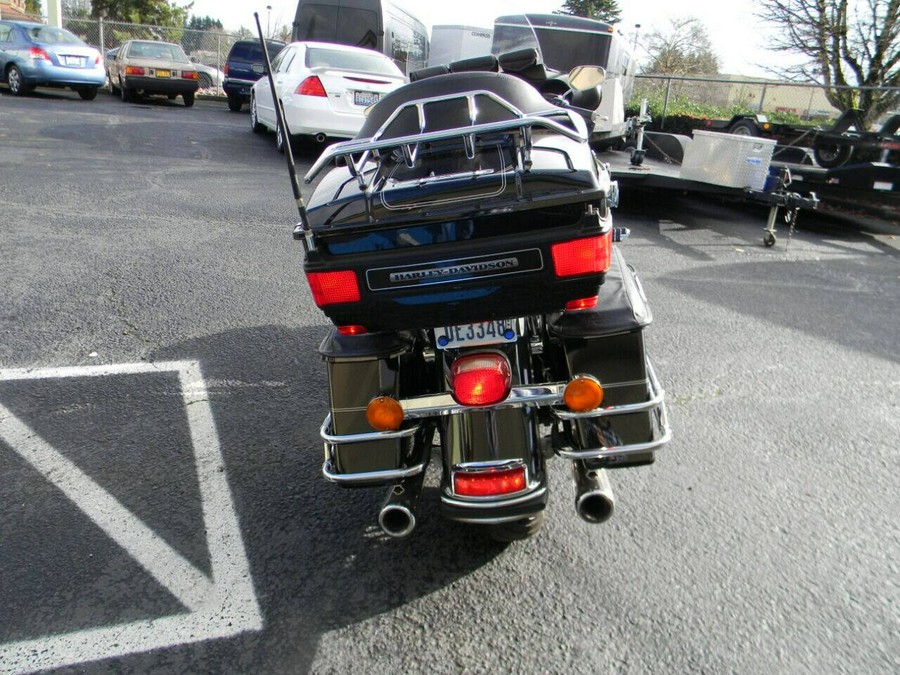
[563,375,604,412]
[336,325,367,336]
[454,466,527,497]
[182,71,198,80]
[306,270,360,306]
[125,65,145,76]
[450,352,511,406]
[29,46,50,60]
[94,55,101,65]
[565,296,598,311]
[223,64,229,76]
[366,396,404,431]
[551,232,612,277]
[296,76,326,97]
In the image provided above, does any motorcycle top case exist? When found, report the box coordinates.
[302,72,615,331]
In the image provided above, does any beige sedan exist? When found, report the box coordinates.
[106,40,199,107]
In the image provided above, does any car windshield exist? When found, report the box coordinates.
[306,47,400,76]
[26,26,85,46]
[129,41,189,62]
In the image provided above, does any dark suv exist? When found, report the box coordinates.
[223,39,286,112]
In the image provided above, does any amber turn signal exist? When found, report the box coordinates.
[366,396,404,431]
[563,375,604,412]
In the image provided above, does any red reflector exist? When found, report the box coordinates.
[454,467,527,497]
[337,325,367,335]
[551,233,611,277]
[29,46,49,60]
[450,353,511,406]
[296,76,327,97]
[565,295,598,311]
[306,271,360,306]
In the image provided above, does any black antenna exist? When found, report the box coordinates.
[253,13,312,246]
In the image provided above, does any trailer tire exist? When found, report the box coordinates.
[813,144,853,169]
[729,120,759,136]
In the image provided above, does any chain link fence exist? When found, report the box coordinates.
[632,74,900,132]
[62,17,252,94]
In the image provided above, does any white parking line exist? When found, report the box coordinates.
[0,361,263,674]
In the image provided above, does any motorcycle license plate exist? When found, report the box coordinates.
[434,320,516,349]
[354,90,380,106]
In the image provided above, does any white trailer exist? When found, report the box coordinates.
[427,25,493,68]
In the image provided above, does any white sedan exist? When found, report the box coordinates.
[250,41,407,151]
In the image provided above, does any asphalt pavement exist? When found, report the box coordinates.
[1,87,898,674]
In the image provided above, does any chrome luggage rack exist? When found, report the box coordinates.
[303,88,589,191]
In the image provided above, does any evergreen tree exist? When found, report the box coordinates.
[555,0,622,24]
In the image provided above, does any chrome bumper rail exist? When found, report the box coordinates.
[320,414,425,484]
[322,459,427,485]
[553,362,671,461]
[319,413,420,444]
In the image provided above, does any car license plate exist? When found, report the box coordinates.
[155,70,171,78]
[64,56,84,66]
[354,90,380,106]
[434,320,517,349]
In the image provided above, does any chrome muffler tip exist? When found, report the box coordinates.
[378,478,422,538]
[379,503,416,538]
[573,462,615,524]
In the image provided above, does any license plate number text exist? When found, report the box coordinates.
[434,320,516,349]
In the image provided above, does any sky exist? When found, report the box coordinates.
[185,0,789,78]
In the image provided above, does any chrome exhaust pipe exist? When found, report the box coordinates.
[573,461,615,524]
[378,473,424,538]
[314,133,327,143]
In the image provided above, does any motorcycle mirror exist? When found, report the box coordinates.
[568,65,606,91]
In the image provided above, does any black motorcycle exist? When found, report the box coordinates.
[291,57,670,541]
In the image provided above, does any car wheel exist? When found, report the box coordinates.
[183,92,195,107]
[77,86,99,101]
[729,120,759,136]
[250,95,265,134]
[813,143,853,168]
[275,122,286,153]
[198,73,212,89]
[119,78,134,102]
[227,93,242,112]
[7,65,28,96]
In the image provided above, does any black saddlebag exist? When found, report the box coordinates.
[548,247,663,468]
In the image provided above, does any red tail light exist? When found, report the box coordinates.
[454,466,527,497]
[125,65,145,76]
[224,64,229,76]
[94,55,101,65]
[450,352,511,406]
[306,270,360,306]
[296,76,326,97]
[29,46,50,60]
[337,325,367,335]
[182,71,198,80]
[551,232,612,277]
[565,295,598,311]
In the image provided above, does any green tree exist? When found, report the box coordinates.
[756,0,900,123]
[186,15,222,31]
[91,0,192,28]
[555,0,622,24]
[643,17,720,76]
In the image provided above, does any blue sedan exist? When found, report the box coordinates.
[0,20,105,100]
